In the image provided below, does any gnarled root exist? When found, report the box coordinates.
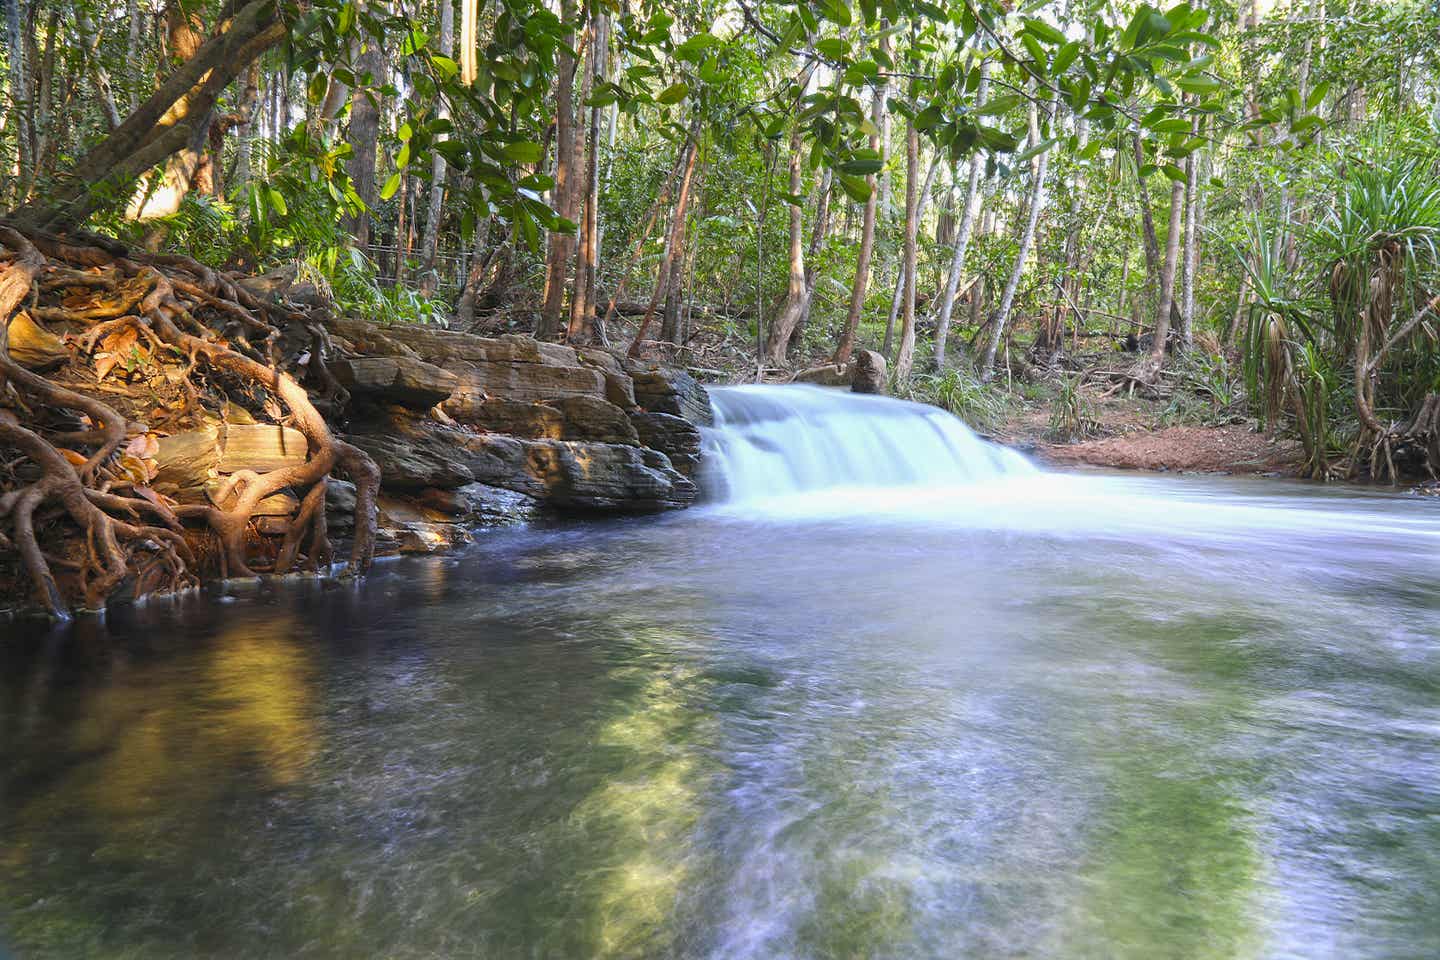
[0,222,381,615]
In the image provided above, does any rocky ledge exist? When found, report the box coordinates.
[321,318,714,555]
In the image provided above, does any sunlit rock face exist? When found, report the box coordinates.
[325,318,708,539]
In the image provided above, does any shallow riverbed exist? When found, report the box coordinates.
[4,462,1439,958]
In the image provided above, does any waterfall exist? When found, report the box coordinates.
[700,384,1035,503]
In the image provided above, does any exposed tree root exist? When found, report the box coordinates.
[0,222,379,617]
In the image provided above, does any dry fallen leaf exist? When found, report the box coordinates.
[59,448,89,467]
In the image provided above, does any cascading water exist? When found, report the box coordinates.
[701,384,1034,503]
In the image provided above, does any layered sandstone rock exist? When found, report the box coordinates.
[325,318,711,534]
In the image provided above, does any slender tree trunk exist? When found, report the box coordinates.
[629,129,699,356]
[7,0,33,202]
[231,63,261,193]
[1045,115,1087,356]
[979,95,1053,382]
[893,119,921,383]
[344,33,385,249]
[764,121,807,365]
[791,167,832,354]
[834,81,885,365]
[568,6,604,343]
[419,0,454,297]
[75,10,122,132]
[600,138,688,329]
[1145,177,1186,374]
[933,66,988,371]
[538,0,577,339]
[1179,117,1201,350]
[882,153,940,357]
[661,150,704,346]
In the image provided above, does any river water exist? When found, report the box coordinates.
[3,386,1439,958]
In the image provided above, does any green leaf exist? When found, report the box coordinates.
[501,141,545,164]
[1160,163,1187,182]
[1306,81,1330,110]
[266,187,288,216]
[838,173,873,201]
[1175,76,1223,94]
[675,33,720,62]
[974,93,1023,117]
[1022,18,1067,45]
[307,72,328,104]
[818,0,852,26]
[1013,138,1056,164]
[657,81,689,105]
[838,158,884,174]
[379,172,402,201]
[400,27,428,56]
[431,55,459,80]
[1053,41,1081,74]
[816,37,848,59]
[1147,117,1192,134]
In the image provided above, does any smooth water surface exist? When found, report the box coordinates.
[3,388,1440,959]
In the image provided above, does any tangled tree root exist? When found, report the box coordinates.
[0,222,379,618]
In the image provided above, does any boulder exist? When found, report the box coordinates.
[630,411,702,478]
[850,349,888,395]
[331,356,458,408]
[626,364,713,425]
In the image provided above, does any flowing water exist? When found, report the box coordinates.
[3,385,1440,959]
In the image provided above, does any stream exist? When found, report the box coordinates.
[3,386,1439,958]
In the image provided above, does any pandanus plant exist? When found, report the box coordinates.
[1235,215,1335,479]
[1316,153,1440,479]
[1237,141,1440,481]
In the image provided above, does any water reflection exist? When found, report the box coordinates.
[2,473,1439,958]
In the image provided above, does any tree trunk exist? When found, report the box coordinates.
[834,81,885,365]
[12,0,284,231]
[979,96,1053,382]
[1146,177,1185,372]
[75,9,122,132]
[629,128,699,356]
[344,28,385,249]
[764,122,807,365]
[933,65,988,371]
[538,0,577,339]
[893,119,921,383]
[600,138,688,329]
[232,63,261,194]
[882,153,940,357]
[418,0,455,297]
[568,6,605,343]
[793,167,833,354]
[1179,117,1201,350]
[661,151,704,346]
